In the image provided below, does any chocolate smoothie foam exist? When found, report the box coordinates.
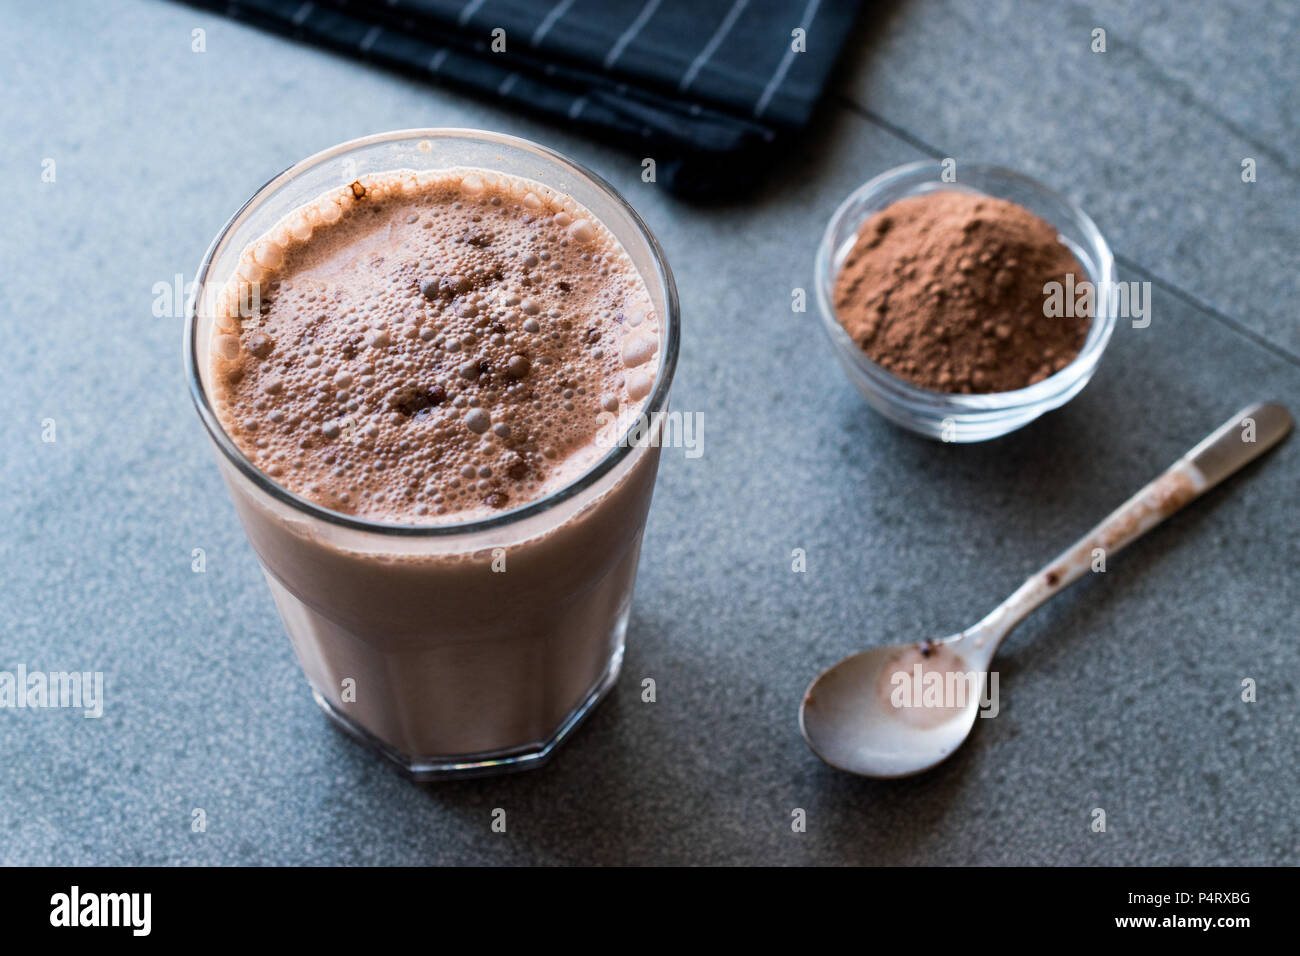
[203,167,667,769]
[210,168,659,522]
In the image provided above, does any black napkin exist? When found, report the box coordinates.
[177,0,863,197]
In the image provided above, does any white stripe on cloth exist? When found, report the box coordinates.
[680,0,749,92]
[754,0,821,118]
[531,0,577,48]
[604,0,663,70]
[458,0,488,28]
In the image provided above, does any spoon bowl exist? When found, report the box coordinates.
[800,635,991,777]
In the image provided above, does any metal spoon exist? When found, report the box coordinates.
[800,402,1292,778]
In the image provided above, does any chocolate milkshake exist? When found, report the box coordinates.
[187,132,678,777]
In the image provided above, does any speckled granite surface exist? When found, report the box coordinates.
[0,0,1295,865]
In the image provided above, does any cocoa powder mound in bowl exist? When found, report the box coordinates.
[832,190,1091,394]
[813,162,1117,442]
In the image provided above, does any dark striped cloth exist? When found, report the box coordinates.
[177,0,863,196]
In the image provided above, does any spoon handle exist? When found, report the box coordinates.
[978,402,1292,638]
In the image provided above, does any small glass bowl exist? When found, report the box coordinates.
[814,161,1116,442]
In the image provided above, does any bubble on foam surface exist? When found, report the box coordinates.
[209,168,660,523]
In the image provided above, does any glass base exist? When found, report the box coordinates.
[310,645,624,781]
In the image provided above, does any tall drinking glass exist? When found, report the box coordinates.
[185,130,679,779]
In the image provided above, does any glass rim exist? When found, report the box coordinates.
[814,159,1117,413]
[184,127,680,538]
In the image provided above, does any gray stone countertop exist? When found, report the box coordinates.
[0,1,1295,865]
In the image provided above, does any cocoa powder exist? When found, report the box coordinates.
[832,190,1090,393]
